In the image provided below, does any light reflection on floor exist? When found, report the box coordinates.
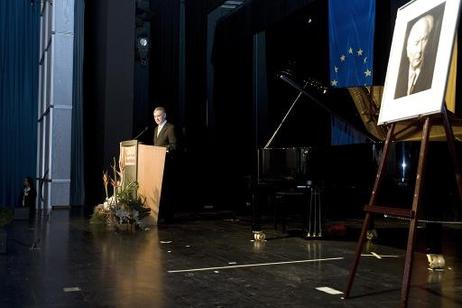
[1,209,462,307]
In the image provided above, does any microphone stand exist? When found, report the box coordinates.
[133,126,148,140]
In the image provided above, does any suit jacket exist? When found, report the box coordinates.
[20,187,36,208]
[394,60,434,99]
[153,122,177,152]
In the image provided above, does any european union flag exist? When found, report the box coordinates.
[328,0,375,88]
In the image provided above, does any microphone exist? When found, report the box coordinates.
[133,126,149,140]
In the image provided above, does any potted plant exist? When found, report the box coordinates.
[0,207,14,254]
[90,158,151,231]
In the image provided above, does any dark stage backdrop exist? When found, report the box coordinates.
[71,0,86,206]
[82,0,462,212]
[264,1,332,147]
[83,0,224,207]
[208,0,426,209]
[210,0,336,209]
[84,0,136,206]
[0,1,40,208]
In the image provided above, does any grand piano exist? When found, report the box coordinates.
[253,144,378,236]
[250,71,378,236]
[251,73,462,239]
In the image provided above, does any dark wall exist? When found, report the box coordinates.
[264,1,331,147]
[83,0,223,208]
[150,0,180,120]
[184,0,209,144]
[82,0,462,212]
[146,0,229,210]
[149,0,219,143]
[84,0,135,205]
[104,1,135,158]
[211,0,332,209]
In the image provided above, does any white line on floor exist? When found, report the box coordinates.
[361,253,400,258]
[168,257,344,273]
[315,286,343,295]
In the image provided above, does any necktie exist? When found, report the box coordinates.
[408,72,417,95]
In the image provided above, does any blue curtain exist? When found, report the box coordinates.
[70,0,85,206]
[331,116,369,145]
[0,1,40,208]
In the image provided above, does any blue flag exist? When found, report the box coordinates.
[328,0,375,88]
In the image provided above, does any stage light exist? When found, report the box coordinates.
[136,36,150,65]
[401,161,407,169]
[139,37,148,47]
[401,159,407,182]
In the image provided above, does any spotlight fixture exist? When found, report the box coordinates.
[139,37,149,47]
[136,36,150,65]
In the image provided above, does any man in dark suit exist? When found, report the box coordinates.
[153,106,177,222]
[153,106,177,152]
[395,14,436,99]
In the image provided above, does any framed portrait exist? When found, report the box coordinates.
[378,0,460,125]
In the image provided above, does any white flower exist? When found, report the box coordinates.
[103,196,117,210]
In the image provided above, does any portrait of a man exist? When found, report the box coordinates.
[378,0,459,125]
[394,3,445,99]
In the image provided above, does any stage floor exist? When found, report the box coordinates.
[1,209,462,307]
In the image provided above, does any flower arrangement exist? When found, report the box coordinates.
[91,157,151,230]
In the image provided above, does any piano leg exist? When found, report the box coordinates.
[307,188,314,237]
[306,186,323,238]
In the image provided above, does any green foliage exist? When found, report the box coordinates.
[116,181,150,221]
[0,208,14,228]
[91,180,151,230]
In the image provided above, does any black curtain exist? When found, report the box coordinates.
[150,0,180,121]
[210,0,329,208]
[71,0,86,206]
[83,0,135,206]
[82,0,224,209]
[148,0,227,210]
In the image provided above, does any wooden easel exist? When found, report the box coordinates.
[343,103,462,307]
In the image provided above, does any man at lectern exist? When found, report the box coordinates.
[153,106,177,152]
[153,106,177,223]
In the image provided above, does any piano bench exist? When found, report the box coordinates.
[273,190,307,233]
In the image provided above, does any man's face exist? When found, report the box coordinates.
[406,18,432,70]
[153,110,166,125]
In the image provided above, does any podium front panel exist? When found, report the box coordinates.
[137,145,166,225]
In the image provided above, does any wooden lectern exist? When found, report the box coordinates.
[120,140,166,225]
